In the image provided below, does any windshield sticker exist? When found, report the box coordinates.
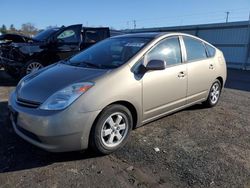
[125,42,145,47]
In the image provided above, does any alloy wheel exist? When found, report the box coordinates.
[26,62,44,74]
[210,82,220,104]
[101,112,128,148]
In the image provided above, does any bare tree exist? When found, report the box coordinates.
[46,25,58,29]
[20,23,38,37]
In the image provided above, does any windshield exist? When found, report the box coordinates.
[33,28,59,41]
[67,37,151,69]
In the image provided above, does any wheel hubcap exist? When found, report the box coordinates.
[210,82,220,104]
[101,112,128,148]
[26,62,43,74]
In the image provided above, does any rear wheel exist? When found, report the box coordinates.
[203,79,222,107]
[89,104,132,155]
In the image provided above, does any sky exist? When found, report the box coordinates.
[0,0,250,30]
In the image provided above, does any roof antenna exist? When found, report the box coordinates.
[225,11,230,23]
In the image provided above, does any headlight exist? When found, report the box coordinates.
[40,82,94,110]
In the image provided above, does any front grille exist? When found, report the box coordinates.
[1,48,13,59]
[1,46,23,61]
[16,125,41,143]
[16,98,41,108]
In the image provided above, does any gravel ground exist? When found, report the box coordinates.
[0,69,250,188]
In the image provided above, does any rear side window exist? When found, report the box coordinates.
[84,29,109,43]
[205,44,216,57]
[146,37,182,66]
[183,36,207,61]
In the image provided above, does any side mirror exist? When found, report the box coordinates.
[146,60,166,70]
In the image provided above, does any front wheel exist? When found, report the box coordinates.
[5,67,20,79]
[203,79,222,107]
[89,104,133,155]
[21,60,44,78]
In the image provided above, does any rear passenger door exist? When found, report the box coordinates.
[81,28,110,49]
[182,36,216,104]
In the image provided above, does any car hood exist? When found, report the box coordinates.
[16,63,110,103]
[0,33,36,43]
[0,34,43,58]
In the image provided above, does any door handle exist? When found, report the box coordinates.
[178,71,186,78]
[209,64,214,69]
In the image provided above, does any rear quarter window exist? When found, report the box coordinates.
[205,44,216,57]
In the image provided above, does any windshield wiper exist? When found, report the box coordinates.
[65,60,117,69]
[84,62,101,68]
[69,61,101,69]
[59,60,73,65]
[99,64,118,69]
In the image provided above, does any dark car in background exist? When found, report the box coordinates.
[0,24,114,78]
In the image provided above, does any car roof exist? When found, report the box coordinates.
[111,32,214,47]
[111,32,168,39]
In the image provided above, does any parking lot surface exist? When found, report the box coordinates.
[0,69,250,188]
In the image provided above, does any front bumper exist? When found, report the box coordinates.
[0,56,22,68]
[8,91,101,152]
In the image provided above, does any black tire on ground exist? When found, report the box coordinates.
[5,68,20,79]
[203,79,222,108]
[20,60,44,78]
[89,104,133,155]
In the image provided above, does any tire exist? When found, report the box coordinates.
[20,60,44,78]
[89,104,133,155]
[5,67,20,79]
[203,79,222,108]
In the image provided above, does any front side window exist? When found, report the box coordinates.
[183,36,207,62]
[57,29,79,43]
[146,37,182,66]
[67,37,151,69]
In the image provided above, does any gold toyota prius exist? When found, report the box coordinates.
[8,32,227,154]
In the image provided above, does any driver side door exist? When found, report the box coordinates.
[142,36,187,122]
[52,24,82,60]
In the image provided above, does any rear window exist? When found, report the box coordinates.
[183,36,207,62]
[205,44,216,57]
